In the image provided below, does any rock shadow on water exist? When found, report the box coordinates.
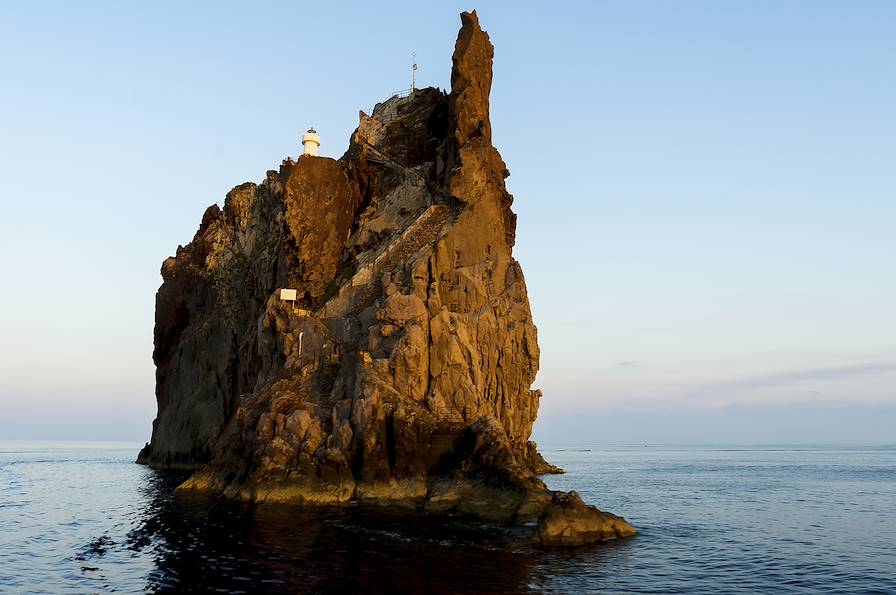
[114,467,624,594]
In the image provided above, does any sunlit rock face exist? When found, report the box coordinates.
[138,11,634,546]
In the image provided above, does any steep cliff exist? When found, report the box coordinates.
[138,11,634,546]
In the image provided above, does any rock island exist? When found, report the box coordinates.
[138,11,635,547]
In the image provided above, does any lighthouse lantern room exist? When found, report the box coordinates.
[302,128,320,156]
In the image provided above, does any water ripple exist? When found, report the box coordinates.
[0,443,894,593]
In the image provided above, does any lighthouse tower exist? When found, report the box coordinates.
[302,128,320,156]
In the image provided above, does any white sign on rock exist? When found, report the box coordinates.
[280,289,297,301]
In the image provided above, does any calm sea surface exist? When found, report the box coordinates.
[1,442,894,594]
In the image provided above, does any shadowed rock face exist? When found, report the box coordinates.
[138,11,634,546]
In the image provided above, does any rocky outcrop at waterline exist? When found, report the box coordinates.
[137,10,635,547]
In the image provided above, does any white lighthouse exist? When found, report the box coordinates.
[302,128,320,156]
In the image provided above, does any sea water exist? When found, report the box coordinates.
[1,442,893,594]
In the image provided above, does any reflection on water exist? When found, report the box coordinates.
[2,442,895,594]
[129,470,555,594]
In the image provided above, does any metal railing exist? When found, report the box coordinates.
[389,88,415,99]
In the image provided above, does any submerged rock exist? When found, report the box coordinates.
[138,10,635,546]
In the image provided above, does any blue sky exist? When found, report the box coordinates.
[0,1,893,444]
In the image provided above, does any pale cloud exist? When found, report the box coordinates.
[675,361,896,408]
[545,360,896,412]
